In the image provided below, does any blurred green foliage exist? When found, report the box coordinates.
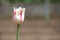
[34,0,44,3]
[9,0,44,4]
[9,0,24,3]
[0,0,60,4]
[24,0,44,3]
[50,0,60,3]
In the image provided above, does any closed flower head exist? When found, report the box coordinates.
[13,7,26,23]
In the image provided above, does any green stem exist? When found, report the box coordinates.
[16,24,20,40]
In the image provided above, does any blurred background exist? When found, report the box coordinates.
[0,0,60,40]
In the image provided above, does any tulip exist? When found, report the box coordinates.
[13,7,26,40]
[13,7,26,24]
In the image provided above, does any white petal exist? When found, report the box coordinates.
[22,8,26,22]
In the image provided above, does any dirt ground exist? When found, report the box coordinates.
[0,15,60,40]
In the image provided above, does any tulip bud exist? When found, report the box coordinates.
[13,7,26,24]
